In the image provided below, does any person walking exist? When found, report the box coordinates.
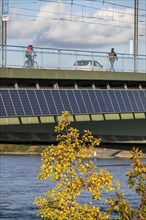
[108,48,118,72]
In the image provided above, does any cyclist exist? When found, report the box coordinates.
[25,45,36,66]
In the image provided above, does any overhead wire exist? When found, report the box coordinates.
[9,0,146,12]
[7,0,146,33]
[9,1,145,31]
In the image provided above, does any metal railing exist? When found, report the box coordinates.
[0,45,146,72]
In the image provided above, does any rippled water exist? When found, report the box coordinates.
[0,155,140,220]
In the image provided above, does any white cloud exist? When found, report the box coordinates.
[7,2,144,51]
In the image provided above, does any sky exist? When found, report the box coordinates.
[0,0,146,55]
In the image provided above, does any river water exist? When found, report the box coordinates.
[0,155,141,220]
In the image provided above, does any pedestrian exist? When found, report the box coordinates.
[25,45,36,66]
[108,48,118,72]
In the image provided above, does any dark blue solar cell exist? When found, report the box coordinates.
[108,90,121,113]
[132,90,145,112]
[0,90,16,116]
[51,90,65,114]
[101,90,114,113]
[27,90,42,115]
[73,90,87,114]
[66,90,80,114]
[126,90,139,112]
[35,90,50,115]
[19,90,33,116]
[59,90,73,114]
[114,90,127,112]
[81,90,95,114]
[139,90,146,111]
[95,90,108,113]
[43,90,58,115]
[87,90,101,113]
[120,90,133,112]
[9,90,25,116]
[0,93,7,117]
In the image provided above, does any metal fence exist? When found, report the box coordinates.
[0,45,146,72]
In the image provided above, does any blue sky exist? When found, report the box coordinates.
[1,0,146,55]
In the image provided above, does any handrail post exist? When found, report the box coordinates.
[2,21,7,67]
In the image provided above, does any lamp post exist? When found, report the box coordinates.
[134,0,138,72]
[2,0,9,67]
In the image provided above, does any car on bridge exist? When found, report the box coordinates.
[72,59,106,71]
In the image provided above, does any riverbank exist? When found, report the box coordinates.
[1,144,146,159]
[0,144,46,155]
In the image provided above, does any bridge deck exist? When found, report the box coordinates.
[0,67,146,144]
[0,67,146,88]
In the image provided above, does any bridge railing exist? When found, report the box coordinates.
[0,45,146,72]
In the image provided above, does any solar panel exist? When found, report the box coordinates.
[108,90,121,113]
[135,90,146,111]
[88,90,102,113]
[19,90,34,116]
[81,90,95,114]
[67,90,80,114]
[35,90,50,115]
[95,90,108,113]
[51,90,65,113]
[121,90,133,112]
[27,90,42,115]
[0,89,146,117]
[59,90,73,113]
[100,90,114,112]
[10,90,25,116]
[43,90,58,115]
[140,90,146,106]
[0,93,7,116]
[74,90,88,113]
[126,90,139,112]
[0,90,16,116]
[114,90,127,112]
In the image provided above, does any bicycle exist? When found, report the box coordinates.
[24,55,38,69]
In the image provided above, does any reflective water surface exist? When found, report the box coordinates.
[0,155,140,220]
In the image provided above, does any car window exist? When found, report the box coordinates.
[74,60,91,66]
[73,60,103,68]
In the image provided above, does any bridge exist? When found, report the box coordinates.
[0,46,146,145]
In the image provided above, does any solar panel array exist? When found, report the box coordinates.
[0,89,146,117]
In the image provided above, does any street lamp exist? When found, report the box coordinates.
[2,0,9,67]
[134,0,138,72]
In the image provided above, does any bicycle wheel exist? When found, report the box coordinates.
[33,61,38,69]
[24,60,30,68]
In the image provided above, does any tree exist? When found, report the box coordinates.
[106,147,146,220]
[34,111,146,220]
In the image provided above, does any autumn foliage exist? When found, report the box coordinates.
[34,112,146,220]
